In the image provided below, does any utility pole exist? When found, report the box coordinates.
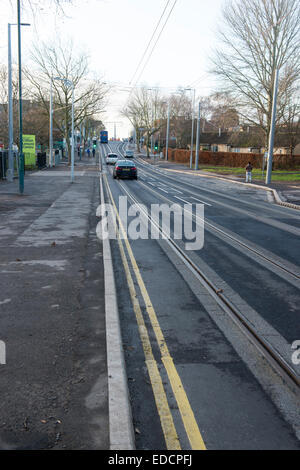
[104,122,121,141]
[195,102,201,170]
[49,76,53,167]
[165,101,170,161]
[8,22,30,183]
[7,24,13,182]
[189,88,195,169]
[183,87,196,168]
[53,77,74,182]
[71,82,74,182]
[17,0,24,194]
[265,69,279,185]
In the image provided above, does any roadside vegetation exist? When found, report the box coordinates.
[197,166,300,182]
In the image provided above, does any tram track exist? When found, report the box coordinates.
[101,144,300,391]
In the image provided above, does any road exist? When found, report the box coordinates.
[100,141,300,450]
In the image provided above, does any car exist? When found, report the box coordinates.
[124,149,134,158]
[106,153,119,165]
[113,160,137,180]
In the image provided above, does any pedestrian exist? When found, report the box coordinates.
[87,148,90,158]
[245,161,253,183]
[92,148,95,158]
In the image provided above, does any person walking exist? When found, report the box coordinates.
[92,148,95,158]
[245,161,253,183]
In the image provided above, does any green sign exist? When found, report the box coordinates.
[23,135,36,166]
[54,140,63,149]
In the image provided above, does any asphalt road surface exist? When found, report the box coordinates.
[101,141,300,450]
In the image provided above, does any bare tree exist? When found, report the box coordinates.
[209,92,240,131]
[212,0,300,148]
[25,39,108,162]
[122,87,166,156]
[280,84,300,156]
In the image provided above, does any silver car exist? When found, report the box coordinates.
[106,153,119,165]
[124,149,134,158]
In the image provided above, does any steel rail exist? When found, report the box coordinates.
[134,163,300,282]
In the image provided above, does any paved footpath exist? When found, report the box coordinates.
[0,158,109,449]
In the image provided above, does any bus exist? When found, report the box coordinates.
[100,130,108,143]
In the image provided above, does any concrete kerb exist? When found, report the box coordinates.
[158,167,300,211]
[98,174,135,450]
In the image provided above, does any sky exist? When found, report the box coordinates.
[0,0,225,138]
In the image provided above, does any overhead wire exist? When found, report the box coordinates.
[129,0,172,85]
[132,0,178,88]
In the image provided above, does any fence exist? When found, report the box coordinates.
[0,151,49,179]
[0,151,19,179]
[164,149,300,170]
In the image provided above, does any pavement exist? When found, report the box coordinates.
[137,153,300,207]
[0,156,109,449]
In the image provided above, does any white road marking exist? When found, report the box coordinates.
[174,195,192,205]
[158,187,169,193]
[190,196,212,207]
[170,188,183,194]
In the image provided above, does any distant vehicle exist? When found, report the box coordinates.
[106,153,119,165]
[100,130,108,143]
[113,160,137,180]
[124,149,134,158]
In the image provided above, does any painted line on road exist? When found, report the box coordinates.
[105,174,206,451]
[190,196,212,207]
[170,188,183,194]
[158,187,169,194]
[174,195,192,205]
[116,227,181,450]
[104,177,180,449]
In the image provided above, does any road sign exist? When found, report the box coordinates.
[23,134,36,165]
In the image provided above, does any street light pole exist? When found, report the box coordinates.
[265,69,279,185]
[7,23,13,182]
[8,21,30,183]
[165,101,170,161]
[195,102,201,170]
[189,89,195,169]
[71,81,74,182]
[17,0,24,194]
[53,77,74,182]
[49,76,53,167]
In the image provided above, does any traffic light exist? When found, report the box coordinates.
[154,141,158,151]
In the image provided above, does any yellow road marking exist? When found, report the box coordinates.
[104,174,206,450]
[113,208,181,449]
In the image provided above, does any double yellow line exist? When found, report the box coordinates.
[103,174,206,450]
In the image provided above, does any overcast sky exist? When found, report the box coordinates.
[1,0,225,137]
